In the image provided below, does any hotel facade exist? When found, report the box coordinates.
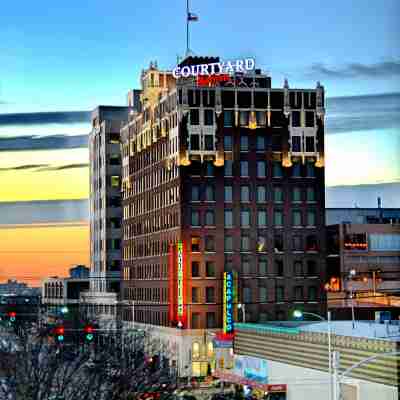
[120,56,327,376]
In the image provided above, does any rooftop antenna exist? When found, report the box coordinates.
[186,0,199,56]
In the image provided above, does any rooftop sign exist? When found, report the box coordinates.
[173,58,255,79]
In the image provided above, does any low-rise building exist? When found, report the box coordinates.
[216,321,400,400]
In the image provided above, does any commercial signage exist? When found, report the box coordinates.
[234,355,268,384]
[177,241,184,317]
[223,271,234,334]
[173,58,255,79]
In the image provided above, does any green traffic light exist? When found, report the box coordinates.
[57,335,64,342]
[86,334,94,341]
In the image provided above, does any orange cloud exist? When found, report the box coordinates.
[0,222,89,287]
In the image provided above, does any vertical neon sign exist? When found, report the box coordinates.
[177,241,184,318]
[223,271,234,334]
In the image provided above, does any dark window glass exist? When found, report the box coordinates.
[271,111,284,127]
[292,162,302,177]
[276,259,284,276]
[191,210,200,226]
[222,91,235,108]
[192,261,200,277]
[243,287,252,303]
[206,312,216,328]
[292,235,303,251]
[271,134,282,151]
[306,163,315,177]
[307,210,316,226]
[256,136,265,151]
[257,210,267,227]
[270,92,284,109]
[223,110,234,127]
[274,234,284,252]
[273,187,283,202]
[274,210,283,226]
[309,286,317,301]
[292,111,301,127]
[259,258,268,275]
[240,161,249,177]
[224,160,233,176]
[292,136,301,152]
[240,136,249,151]
[206,261,215,277]
[292,210,302,226]
[256,111,266,126]
[189,160,201,176]
[192,287,200,303]
[224,135,233,151]
[204,109,214,125]
[192,313,200,329]
[242,257,251,275]
[241,235,250,251]
[259,287,268,302]
[191,185,200,201]
[276,286,285,302]
[239,111,250,126]
[241,186,250,202]
[224,210,233,227]
[224,186,233,202]
[305,111,314,127]
[224,235,233,252]
[205,185,215,201]
[205,161,214,176]
[190,109,199,125]
[237,91,251,108]
[305,137,315,152]
[254,92,268,107]
[190,134,200,150]
[273,162,283,178]
[257,186,267,203]
[206,287,215,303]
[257,161,266,178]
[294,286,304,301]
[205,236,215,252]
[240,210,251,227]
[307,187,316,201]
[294,261,303,276]
[203,90,215,107]
[292,187,302,202]
[205,210,215,226]
[306,235,318,252]
[204,135,214,151]
[307,260,317,276]
[191,237,200,252]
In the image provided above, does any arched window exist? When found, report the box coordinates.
[192,342,200,359]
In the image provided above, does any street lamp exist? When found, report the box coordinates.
[237,303,246,323]
[293,310,332,400]
[348,269,356,329]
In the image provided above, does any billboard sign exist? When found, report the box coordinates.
[234,355,268,384]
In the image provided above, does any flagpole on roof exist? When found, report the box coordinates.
[186,0,189,56]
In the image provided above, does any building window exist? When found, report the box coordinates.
[240,210,251,227]
[204,109,214,125]
[192,287,200,303]
[205,236,215,252]
[259,258,268,275]
[257,235,266,252]
[306,187,316,202]
[257,210,267,227]
[292,210,302,226]
[241,186,250,202]
[275,259,284,276]
[224,110,234,127]
[240,161,249,177]
[190,134,200,150]
[240,111,250,126]
[206,312,216,328]
[256,136,265,151]
[111,176,120,187]
[306,235,318,252]
[291,136,301,152]
[240,136,249,151]
[192,313,200,329]
[274,234,284,252]
[276,286,285,302]
[206,261,215,277]
[307,210,316,226]
[291,111,301,127]
[191,210,200,226]
[257,161,266,178]
[305,111,314,127]
[241,235,250,252]
[257,186,267,203]
[191,237,200,252]
[207,341,214,358]
[205,185,215,201]
[190,109,199,125]
[307,260,317,276]
[242,257,251,275]
[272,162,283,178]
[274,210,283,226]
[273,187,284,202]
[204,135,214,151]
[292,187,302,202]
[308,286,318,301]
[224,186,233,202]
[243,287,252,303]
[306,163,315,177]
[292,235,303,251]
[192,342,200,358]
[224,235,233,252]
[191,185,200,201]
[294,261,303,276]
[192,261,200,277]
[224,135,233,151]
[205,210,215,226]
[205,287,215,303]
[294,286,304,301]
[259,287,268,302]
[292,162,301,177]
[224,160,233,177]
[205,161,214,177]
[224,210,233,227]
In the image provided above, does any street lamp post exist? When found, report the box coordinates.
[348,269,356,329]
[237,303,246,323]
[293,310,333,400]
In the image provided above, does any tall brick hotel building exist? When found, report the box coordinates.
[120,56,326,375]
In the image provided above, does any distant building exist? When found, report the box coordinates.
[69,265,89,279]
[326,207,400,225]
[0,279,31,296]
[221,321,400,400]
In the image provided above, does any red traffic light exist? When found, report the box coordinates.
[55,326,65,335]
[8,312,16,318]
[84,325,94,334]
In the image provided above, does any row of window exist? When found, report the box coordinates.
[192,286,216,303]
[242,285,319,303]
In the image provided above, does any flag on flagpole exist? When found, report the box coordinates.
[187,12,199,21]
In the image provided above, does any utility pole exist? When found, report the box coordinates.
[332,351,340,400]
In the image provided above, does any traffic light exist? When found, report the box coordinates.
[84,325,94,342]
[7,311,16,323]
[55,326,65,342]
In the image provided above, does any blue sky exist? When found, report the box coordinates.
[1,0,399,113]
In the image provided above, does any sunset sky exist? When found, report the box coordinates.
[0,0,399,286]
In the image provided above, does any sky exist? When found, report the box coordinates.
[0,0,399,285]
